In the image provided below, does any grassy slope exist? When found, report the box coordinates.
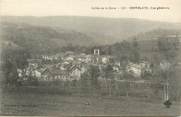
[1,90,180,116]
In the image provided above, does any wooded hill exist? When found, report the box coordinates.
[2,16,181,44]
[1,16,181,57]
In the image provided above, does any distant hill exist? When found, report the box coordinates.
[2,16,181,44]
[0,22,95,54]
[108,28,181,61]
[1,16,181,56]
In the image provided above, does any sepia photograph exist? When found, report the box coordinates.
[0,0,181,116]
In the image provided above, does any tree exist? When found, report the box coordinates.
[2,57,18,87]
[88,65,100,90]
[104,64,114,79]
[120,40,131,61]
[80,65,100,94]
[1,47,29,87]
[157,35,180,101]
[130,38,140,63]
[103,64,115,96]
[80,72,91,94]
[158,36,179,62]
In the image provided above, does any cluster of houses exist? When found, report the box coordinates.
[17,49,153,82]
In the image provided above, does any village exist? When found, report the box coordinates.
[1,14,181,115]
[17,48,153,83]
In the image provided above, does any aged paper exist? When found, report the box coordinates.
[0,0,181,116]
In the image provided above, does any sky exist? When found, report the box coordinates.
[1,0,181,23]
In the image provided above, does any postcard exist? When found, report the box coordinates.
[0,0,181,116]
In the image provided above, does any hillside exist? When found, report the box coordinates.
[1,16,181,56]
[108,28,181,61]
[2,16,181,44]
[0,22,95,54]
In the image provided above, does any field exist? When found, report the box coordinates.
[0,86,180,116]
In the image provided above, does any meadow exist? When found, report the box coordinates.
[0,86,180,116]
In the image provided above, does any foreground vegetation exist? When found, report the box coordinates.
[1,86,180,116]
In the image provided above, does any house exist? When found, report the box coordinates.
[85,55,92,63]
[65,56,74,61]
[126,61,152,78]
[66,64,87,81]
[112,65,120,72]
[39,63,86,81]
[140,61,152,73]
[91,49,102,64]
[126,63,142,78]
[61,62,73,71]
[76,53,90,63]
[17,68,29,81]
[101,56,110,64]
[27,59,42,68]
[41,68,68,81]
[91,55,102,64]
[69,66,81,80]
[17,68,23,78]
[94,49,100,56]
[17,67,42,81]
[32,70,41,78]
[160,60,171,71]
